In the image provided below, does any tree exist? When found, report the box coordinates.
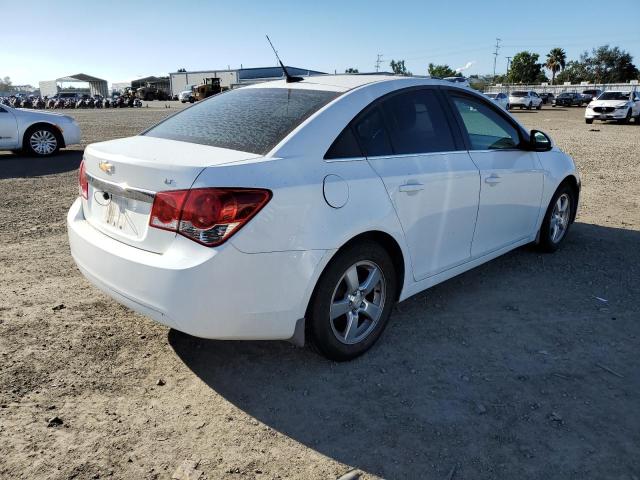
[555,60,590,84]
[545,48,566,85]
[389,59,411,76]
[427,63,458,78]
[508,51,544,84]
[0,76,12,92]
[584,45,638,83]
[345,67,359,74]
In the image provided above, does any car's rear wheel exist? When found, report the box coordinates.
[538,184,575,253]
[308,241,397,361]
[24,126,60,156]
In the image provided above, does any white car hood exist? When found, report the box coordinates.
[590,100,628,108]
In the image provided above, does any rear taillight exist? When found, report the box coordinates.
[149,188,271,247]
[78,160,88,199]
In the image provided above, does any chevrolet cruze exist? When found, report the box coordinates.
[68,75,580,360]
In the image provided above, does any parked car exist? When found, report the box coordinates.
[484,92,509,109]
[539,93,555,104]
[553,92,583,107]
[585,90,640,124]
[178,89,194,103]
[508,90,542,110]
[0,103,80,156]
[443,76,470,88]
[581,89,602,103]
[68,75,580,361]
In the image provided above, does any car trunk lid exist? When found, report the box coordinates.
[82,135,261,253]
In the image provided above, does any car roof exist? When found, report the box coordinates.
[242,74,451,93]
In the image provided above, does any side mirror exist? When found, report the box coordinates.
[529,129,552,152]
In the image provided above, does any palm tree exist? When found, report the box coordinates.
[546,48,567,85]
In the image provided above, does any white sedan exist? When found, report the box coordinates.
[585,91,640,124]
[68,75,580,360]
[0,104,80,156]
[485,92,509,109]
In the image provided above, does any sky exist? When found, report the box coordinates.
[2,0,639,87]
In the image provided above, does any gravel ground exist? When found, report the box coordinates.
[0,103,639,480]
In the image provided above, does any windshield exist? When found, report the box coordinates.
[511,91,527,97]
[145,87,340,155]
[598,92,629,101]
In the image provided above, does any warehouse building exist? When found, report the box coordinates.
[169,66,325,97]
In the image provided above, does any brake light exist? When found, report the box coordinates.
[78,160,88,199]
[149,188,271,247]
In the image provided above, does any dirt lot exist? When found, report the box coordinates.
[1,103,639,480]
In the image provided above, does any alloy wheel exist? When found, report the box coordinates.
[29,130,57,155]
[550,193,571,243]
[329,260,386,345]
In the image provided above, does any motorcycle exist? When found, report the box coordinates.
[33,97,46,109]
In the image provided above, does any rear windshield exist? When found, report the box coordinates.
[144,87,341,155]
[511,91,527,97]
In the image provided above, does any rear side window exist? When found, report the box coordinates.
[325,127,363,159]
[380,89,456,154]
[353,107,393,157]
[145,88,340,155]
[451,95,521,150]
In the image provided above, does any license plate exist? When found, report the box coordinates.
[600,114,607,119]
[104,195,138,234]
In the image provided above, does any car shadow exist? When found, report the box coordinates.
[0,149,82,179]
[168,222,640,479]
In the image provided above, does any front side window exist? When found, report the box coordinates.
[145,87,340,155]
[451,95,521,150]
[379,89,456,155]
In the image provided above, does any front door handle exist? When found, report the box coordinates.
[399,183,425,193]
[485,174,501,186]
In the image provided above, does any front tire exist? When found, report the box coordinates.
[618,109,632,125]
[307,241,397,361]
[527,102,532,110]
[537,184,575,253]
[23,126,60,157]
[585,118,593,124]
[536,102,542,110]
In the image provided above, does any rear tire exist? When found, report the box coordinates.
[537,184,575,253]
[307,241,397,361]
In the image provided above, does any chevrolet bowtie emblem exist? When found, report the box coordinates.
[99,161,114,174]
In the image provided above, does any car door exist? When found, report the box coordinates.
[0,106,19,148]
[446,90,544,257]
[352,87,480,280]
[632,91,640,116]
[530,92,541,107]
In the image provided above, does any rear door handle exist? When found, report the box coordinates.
[485,174,501,186]
[399,183,425,193]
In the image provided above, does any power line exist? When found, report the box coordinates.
[375,53,384,72]
[492,38,502,79]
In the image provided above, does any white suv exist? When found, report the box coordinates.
[585,91,640,124]
[509,91,543,110]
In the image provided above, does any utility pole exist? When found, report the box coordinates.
[492,38,501,80]
[505,56,512,82]
[375,53,384,73]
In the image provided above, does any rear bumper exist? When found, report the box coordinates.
[67,198,328,340]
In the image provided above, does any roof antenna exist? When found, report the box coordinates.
[266,35,303,83]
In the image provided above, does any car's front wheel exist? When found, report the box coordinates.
[308,241,397,361]
[24,126,60,156]
[585,118,593,124]
[538,184,575,253]
[618,109,632,124]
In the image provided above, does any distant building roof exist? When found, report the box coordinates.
[56,73,107,83]
[169,66,325,79]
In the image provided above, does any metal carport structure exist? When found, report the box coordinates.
[39,73,109,97]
